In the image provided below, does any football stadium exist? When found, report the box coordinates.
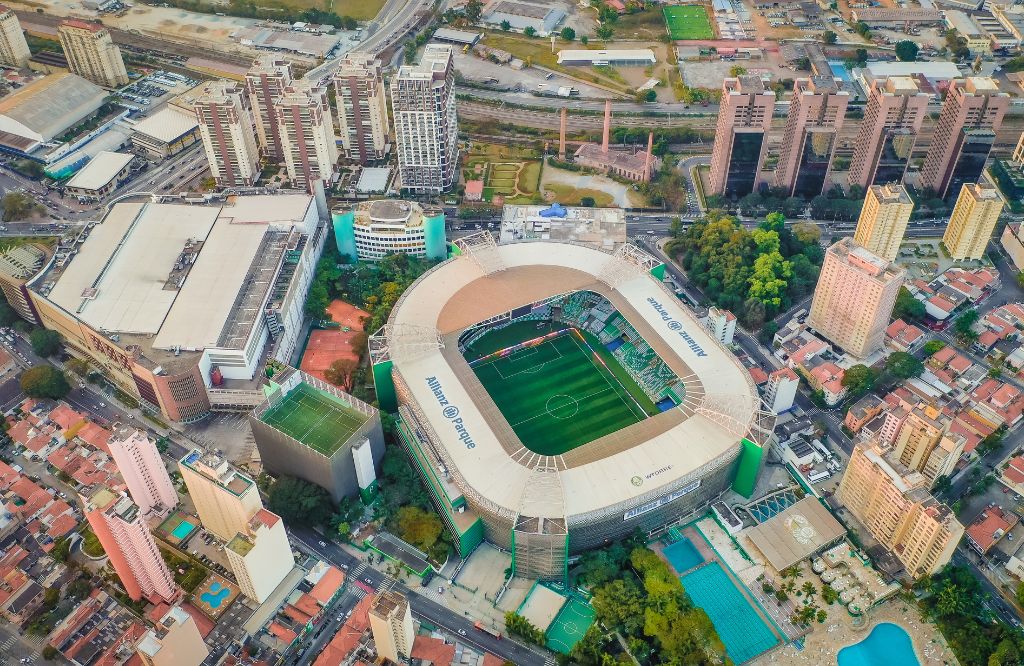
[372,235,772,579]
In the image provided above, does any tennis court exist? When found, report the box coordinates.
[545,594,596,655]
[663,4,715,40]
[469,328,650,455]
[259,383,369,456]
[681,563,779,664]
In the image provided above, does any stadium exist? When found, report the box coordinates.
[371,234,773,579]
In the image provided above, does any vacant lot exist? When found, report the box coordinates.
[240,0,386,19]
[615,8,669,40]
[663,5,715,40]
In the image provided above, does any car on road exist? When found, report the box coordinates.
[458,629,466,635]
[364,577,373,585]
[319,540,326,547]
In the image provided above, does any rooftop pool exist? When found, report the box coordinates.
[838,623,920,666]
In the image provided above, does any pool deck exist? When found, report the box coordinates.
[754,590,959,666]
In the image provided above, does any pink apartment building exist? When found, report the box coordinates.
[709,76,776,197]
[773,76,848,197]
[84,486,178,603]
[107,426,178,517]
[848,77,929,190]
[918,77,1008,199]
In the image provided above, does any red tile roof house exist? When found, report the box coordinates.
[411,636,456,665]
[804,361,847,406]
[966,505,1019,554]
[1001,454,1024,494]
[885,319,926,353]
[971,379,1024,427]
[464,180,484,202]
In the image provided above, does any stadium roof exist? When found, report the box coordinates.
[0,73,106,143]
[744,497,846,571]
[65,151,134,192]
[388,241,764,520]
[44,195,315,353]
[130,106,200,144]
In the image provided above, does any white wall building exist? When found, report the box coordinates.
[764,367,800,414]
[224,508,294,603]
[707,307,737,345]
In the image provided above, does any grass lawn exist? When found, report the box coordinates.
[543,183,616,207]
[246,0,386,19]
[478,32,633,92]
[518,161,543,194]
[259,383,368,456]
[466,323,654,455]
[663,5,715,40]
[616,9,671,40]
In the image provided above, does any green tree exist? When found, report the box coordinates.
[560,26,576,41]
[886,351,924,379]
[0,299,17,327]
[841,364,877,398]
[2,191,41,222]
[729,65,747,77]
[267,476,335,527]
[20,365,70,399]
[42,645,58,661]
[923,340,946,356]
[823,30,837,44]
[524,26,537,37]
[954,308,980,342]
[500,19,511,30]
[29,328,60,357]
[395,505,443,552]
[892,287,926,321]
[895,40,919,61]
[464,0,483,22]
[596,24,614,40]
[580,35,589,45]
[1017,271,1024,290]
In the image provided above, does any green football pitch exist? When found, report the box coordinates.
[259,383,368,456]
[663,5,715,40]
[468,327,655,456]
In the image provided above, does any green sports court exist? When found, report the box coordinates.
[258,383,369,456]
[466,323,656,456]
[663,4,715,40]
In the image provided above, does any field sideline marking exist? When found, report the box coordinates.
[567,333,648,421]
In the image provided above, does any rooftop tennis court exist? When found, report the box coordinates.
[468,327,651,455]
[681,563,779,664]
[259,383,369,456]
[663,5,715,40]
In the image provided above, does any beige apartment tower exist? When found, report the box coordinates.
[369,591,415,663]
[58,20,128,88]
[774,76,848,197]
[224,509,294,604]
[178,449,262,542]
[807,238,905,358]
[0,6,30,68]
[136,605,209,666]
[889,402,969,486]
[245,55,292,162]
[274,83,338,192]
[709,76,776,197]
[838,443,964,578]
[334,53,391,164]
[193,81,262,187]
[919,77,1008,199]
[848,77,929,190]
[943,183,1004,260]
[853,183,914,261]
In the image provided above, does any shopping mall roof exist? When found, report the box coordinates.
[65,151,134,192]
[130,106,200,144]
[744,496,847,571]
[43,195,314,352]
[0,73,106,143]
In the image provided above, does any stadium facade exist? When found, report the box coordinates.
[370,234,773,579]
[250,367,384,502]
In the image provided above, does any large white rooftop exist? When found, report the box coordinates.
[65,151,134,192]
[45,195,315,350]
[130,105,200,143]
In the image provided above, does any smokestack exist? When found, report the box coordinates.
[643,131,653,182]
[559,107,567,160]
[602,100,611,154]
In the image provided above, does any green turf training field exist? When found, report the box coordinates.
[259,383,368,456]
[468,326,653,455]
[663,5,715,40]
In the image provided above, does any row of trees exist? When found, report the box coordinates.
[668,211,824,328]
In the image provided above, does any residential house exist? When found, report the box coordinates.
[966,505,1019,555]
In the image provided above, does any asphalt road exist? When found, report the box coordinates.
[288,527,550,666]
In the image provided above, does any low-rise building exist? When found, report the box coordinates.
[332,200,447,262]
[64,151,135,202]
[556,49,656,66]
[966,505,1019,555]
[130,106,201,159]
[885,319,925,353]
[498,203,627,250]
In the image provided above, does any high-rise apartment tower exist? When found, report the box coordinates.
[57,19,129,88]
[709,76,776,197]
[943,183,1005,260]
[274,83,338,192]
[193,81,262,187]
[245,55,292,162]
[369,591,415,663]
[334,53,391,164]
[774,76,848,197]
[107,426,177,518]
[848,77,929,190]
[0,6,30,68]
[853,183,914,262]
[178,449,262,542]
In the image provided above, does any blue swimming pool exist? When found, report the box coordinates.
[171,519,196,540]
[838,623,920,666]
[201,582,231,609]
[664,537,704,574]
[828,61,853,82]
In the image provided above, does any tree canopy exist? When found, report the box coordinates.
[29,328,60,357]
[841,364,878,399]
[20,365,70,399]
[885,351,924,379]
[2,192,42,222]
[267,476,335,527]
[669,211,822,328]
[895,40,919,61]
[892,287,926,322]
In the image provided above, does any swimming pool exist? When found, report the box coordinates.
[664,537,704,574]
[829,61,853,83]
[838,623,920,666]
[201,582,231,609]
[171,519,196,540]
